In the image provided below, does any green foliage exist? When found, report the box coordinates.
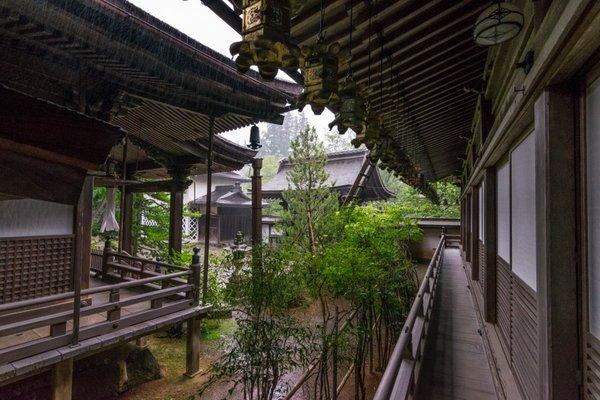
[200,246,312,400]
[281,126,340,254]
[316,204,421,303]
[392,180,460,218]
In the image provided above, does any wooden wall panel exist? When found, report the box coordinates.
[585,334,600,399]
[0,235,73,303]
[512,277,539,400]
[479,240,486,292]
[497,257,512,353]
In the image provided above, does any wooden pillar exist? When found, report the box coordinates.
[168,189,184,255]
[77,176,93,290]
[470,186,480,281]
[52,358,73,400]
[461,197,466,250]
[251,158,263,247]
[534,85,578,399]
[72,175,93,343]
[168,165,191,256]
[465,190,472,263]
[118,136,129,253]
[203,115,215,303]
[121,189,134,255]
[483,167,497,322]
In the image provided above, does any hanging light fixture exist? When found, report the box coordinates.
[247,125,262,150]
[473,1,524,46]
[297,0,346,115]
[230,0,300,81]
[329,0,365,136]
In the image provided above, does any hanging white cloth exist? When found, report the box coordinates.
[101,187,120,233]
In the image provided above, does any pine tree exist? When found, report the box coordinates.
[281,126,339,254]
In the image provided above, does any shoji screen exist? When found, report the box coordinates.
[497,163,510,262]
[510,133,537,291]
[587,77,600,338]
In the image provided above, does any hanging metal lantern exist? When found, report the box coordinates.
[360,105,385,150]
[247,125,262,150]
[328,74,365,135]
[297,37,343,115]
[230,0,299,81]
[473,1,524,46]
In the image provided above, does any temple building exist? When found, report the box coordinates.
[263,149,395,204]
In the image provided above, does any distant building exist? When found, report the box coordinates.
[263,149,395,203]
[188,184,266,244]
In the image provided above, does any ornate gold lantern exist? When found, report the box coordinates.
[230,0,299,81]
[328,74,365,135]
[297,37,343,115]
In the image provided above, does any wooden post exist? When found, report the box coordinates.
[483,167,497,322]
[251,158,263,247]
[168,189,184,255]
[121,188,134,255]
[190,248,201,306]
[72,175,92,345]
[118,136,129,253]
[168,165,191,256]
[80,177,93,290]
[470,186,479,281]
[52,358,73,400]
[185,316,202,377]
[203,115,215,304]
[465,190,472,263]
[102,238,111,278]
[534,85,578,399]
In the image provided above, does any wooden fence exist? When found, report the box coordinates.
[372,234,446,400]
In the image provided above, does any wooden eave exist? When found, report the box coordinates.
[210,0,489,180]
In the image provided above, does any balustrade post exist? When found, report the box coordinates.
[102,238,112,278]
[190,247,201,306]
[185,247,203,378]
[107,288,121,321]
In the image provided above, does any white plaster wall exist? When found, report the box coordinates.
[510,133,537,291]
[587,77,600,338]
[0,199,73,238]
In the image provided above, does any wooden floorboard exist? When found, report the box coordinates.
[416,248,497,400]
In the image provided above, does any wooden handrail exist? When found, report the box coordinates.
[106,251,188,272]
[373,234,446,400]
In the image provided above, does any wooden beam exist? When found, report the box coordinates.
[483,167,497,323]
[534,85,578,400]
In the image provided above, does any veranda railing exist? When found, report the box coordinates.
[0,249,203,370]
[373,234,446,400]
